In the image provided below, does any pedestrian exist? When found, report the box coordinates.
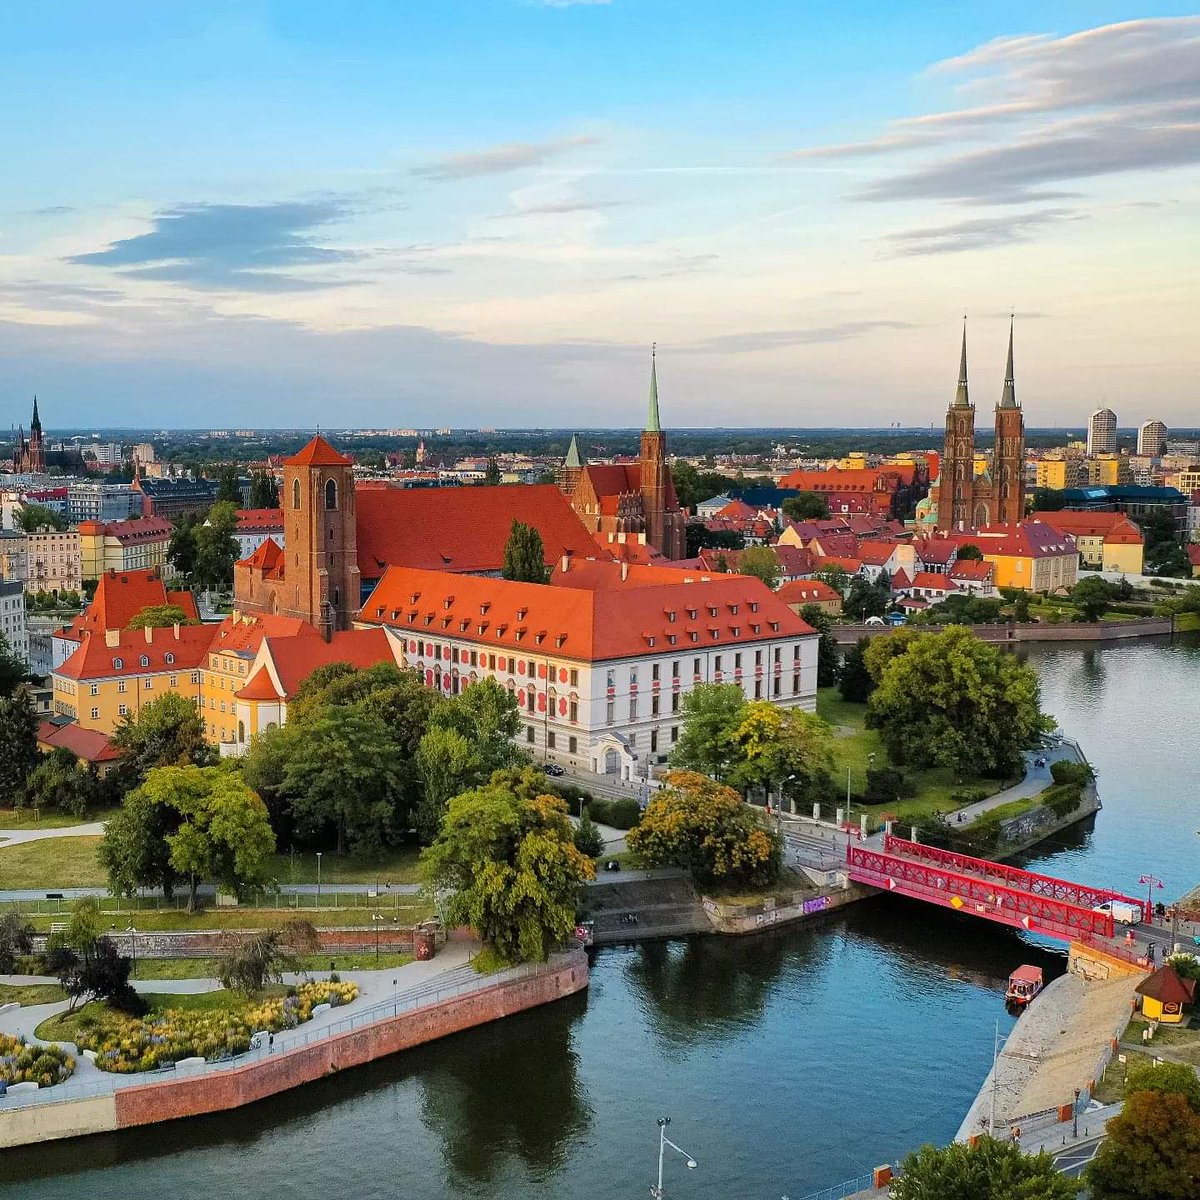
[268,1033,275,1053]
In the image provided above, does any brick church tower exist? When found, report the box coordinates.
[992,318,1026,526]
[936,323,976,532]
[640,346,669,555]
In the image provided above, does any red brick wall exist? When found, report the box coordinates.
[112,956,588,1129]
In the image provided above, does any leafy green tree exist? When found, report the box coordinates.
[15,502,67,532]
[1070,576,1116,622]
[1139,506,1179,553]
[844,573,889,621]
[868,627,1052,777]
[215,466,243,504]
[813,563,850,596]
[430,678,526,779]
[670,461,701,511]
[738,546,781,590]
[421,775,595,963]
[1011,591,1032,622]
[1125,1060,1200,1113]
[415,724,481,843]
[892,1136,1078,1200]
[799,604,840,687]
[502,519,549,583]
[100,783,185,900]
[0,693,38,807]
[782,492,830,521]
[628,770,781,889]
[669,682,747,779]
[1087,1089,1200,1200]
[0,912,34,973]
[862,626,923,682]
[484,457,502,486]
[729,702,834,803]
[1030,487,1066,512]
[128,603,194,630]
[248,471,279,508]
[839,639,874,702]
[218,921,318,994]
[168,514,201,580]
[111,691,215,791]
[0,631,28,697]
[956,543,984,561]
[24,746,98,817]
[1146,539,1192,578]
[194,499,240,591]
[574,808,605,858]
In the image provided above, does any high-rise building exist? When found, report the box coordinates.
[1087,408,1118,456]
[1137,420,1168,458]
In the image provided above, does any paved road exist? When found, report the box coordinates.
[953,735,1085,825]
[0,822,105,847]
[1053,1134,1104,1178]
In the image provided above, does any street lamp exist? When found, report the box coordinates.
[126,925,136,975]
[1138,874,1164,923]
[650,1117,698,1199]
[316,852,323,909]
[372,911,384,961]
[1073,1087,1080,1139]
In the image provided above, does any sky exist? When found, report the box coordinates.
[1,1,1198,430]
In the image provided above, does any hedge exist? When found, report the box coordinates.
[588,797,642,830]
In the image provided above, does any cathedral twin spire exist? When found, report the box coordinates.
[952,318,1018,411]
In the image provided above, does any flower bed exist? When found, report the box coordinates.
[0,1033,75,1088]
[72,981,359,1074]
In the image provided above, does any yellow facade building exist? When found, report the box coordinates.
[78,517,172,582]
[962,522,1079,593]
[1030,511,1144,575]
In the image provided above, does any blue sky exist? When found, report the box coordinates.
[1,2,1198,429]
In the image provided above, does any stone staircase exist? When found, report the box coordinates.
[581,872,710,944]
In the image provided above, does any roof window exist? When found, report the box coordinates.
[555,634,567,648]
[113,657,124,669]
[443,596,455,609]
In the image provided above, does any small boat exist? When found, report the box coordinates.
[1005,964,1044,1007]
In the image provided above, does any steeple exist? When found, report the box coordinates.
[30,396,41,435]
[564,434,584,469]
[998,315,1017,408]
[645,344,661,432]
[952,319,970,408]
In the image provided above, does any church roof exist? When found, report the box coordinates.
[564,435,583,469]
[953,322,971,409]
[286,436,353,468]
[998,317,1017,409]
[646,346,661,433]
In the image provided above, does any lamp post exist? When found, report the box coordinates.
[316,852,323,909]
[1073,1087,1080,1139]
[650,1117,697,1199]
[126,925,136,975]
[372,911,384,961]
[1138,873,1164,923]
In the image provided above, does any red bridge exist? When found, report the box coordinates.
[847,835,1146,943]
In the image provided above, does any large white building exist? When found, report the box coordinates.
[354,560,819,779]
[1137,420,1168,458]
[1087,408,1118,457]
[0,580,29,665]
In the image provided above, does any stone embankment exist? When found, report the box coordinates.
[832,616,1174,646]
[0,949,588,1150]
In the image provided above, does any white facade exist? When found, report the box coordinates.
[235,526,285,560]
[1137,420,1168,459]
[0,581,29,665]
[1087,408,1118,457]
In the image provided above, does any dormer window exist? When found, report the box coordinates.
[516,608,527,621]
[477,622,489,634]
[423,615,434,626]
[409,592,420,604]
[646,636,655,647]
[139,655,149,667]
[514,629,526,642]
[479,602,491,615]
[689,632,699,643]
[708,606,718,618]
[665,609,676,622]
[729,604,739,614]
[555,634,567,648]
[165,653,175,665]
[667,634,677,645]
[687,608,698,620]
[534,631,546,645]
[113,657,124,669]
[770,621,780,632]
[749,601,759,612]
[443,597,454,609]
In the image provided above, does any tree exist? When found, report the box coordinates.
[0,912,34,974]
[1146,539,1192,579]
[430,678,525,779]
[502,519,549,583]
[100,781,185,900]
[782,492,830,522]
[1125,1060,1200,1114]
[1139,506,1179,553]
[0,631,28,697]
[111,691,215,790]
[168,514,201,580]
[43,898,145,1014]
[415,725,481,843]
[839,639,874,703]
[1070,576,1116,622]
[628,770,781,889]
[484,457,502,486]
[194,500,240,591]
[103,766,275,911]
[1087,1089,1200,1200]
[218,921,318,993]
[1031,487,1066,512]
[0,693,38,808]
[420,774,595,963]
[867,626,1052,778]
[738,546,781,590]
[1011,591,1032,622]
[671,461,701,511]
[729,702,834,803]
[248,471,279,508]
[669,683,747,779]
[891,1136,1078,1200]
[862,627,923,683]
[813,564,850,596]
[956,543,984,561]
[800,604,840,687]
[844,573,888,621]
[24,746,97,817]
[215,466,242,504]
[15,502,67,532]
[128,604,194,630]
[574,808,605,858]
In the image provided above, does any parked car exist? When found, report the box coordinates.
[542,762,566,777]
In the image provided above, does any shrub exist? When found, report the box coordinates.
[1049,759,1094,786]
[1041,783,1082,819]
[862,767,910,806]
[949,788,989,806]
[588,797,642,829]
[0,1034,74,1087]
[552,782,594,816]
[573,808,605,858]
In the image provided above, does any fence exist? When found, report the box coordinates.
[792,1170,880,1200]
[0,890,430,919]
[0,955,579,1114]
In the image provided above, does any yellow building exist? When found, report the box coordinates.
[1035,460,1071,490]
[964,521,1079,593]
[836,453,870,470]
[1086,455,1123,486]
[1030,511,1144,574]
[78,517,172,582]
[1166,468,1200,495]
[1135,965,1194,1025]
[53,624,213,735]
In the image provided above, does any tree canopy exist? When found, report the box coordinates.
[738,546,782,590]
[128,604,195,630]
[1069,576,1116,622]
[111,691,215,791]
[669,682,747,780]
[420,768,594,963]
[799,604,841,688]
[0,693,39,808]
[729,701,834,801]
[782,492,830,521]
[891,1136,1078,1200]
[502,519,549,583]
[248,471,279,508]
[1088,1087,1200,1200]
[194,500,240,591]
[15,502,67,532]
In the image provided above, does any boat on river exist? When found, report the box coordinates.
[1005,964,1043,1008]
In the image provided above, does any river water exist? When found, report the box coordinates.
[4,636,1197,1200]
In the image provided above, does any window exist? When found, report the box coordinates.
[139,655,149,668]
[734,652,742,670]
[325,478,338,510]
[569,699,578,722]
[568,736,578,754]
[606,700,615,725]
[90,707,99,720]
[672,660,679,679]
[629,698,638,720]
[756,649,763,666]
[292,478,301,509]
[793,672,801,695]
[652,663,660,682]
[89,683,99,696]
[606,668,615,689]
[112,657,124,669]
[774,647,782,663]
[117,680,126,694]
[672,693,680,713]
[547,732,556,749]
[693,658,701,674]
[526,690,535,713]
[714,655,722,673]
[526,726,535,744]
[169,675,178,687]
[165,653,175,665]
[670,725,679,743]
[118,704,129,716]
[628,733,637,750]
[630,666,638,686]
[773,677,781,697]
[569,668,579,687]
[144,679,153,690]
[793,644,801,661]
[651,695,660,715]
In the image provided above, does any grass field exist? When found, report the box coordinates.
[816,688,1011,827]
[130,951,413,980]
[0,982,66,1006]
[0,808,115,831]
[267,846,421,886]
[0,836,106,888]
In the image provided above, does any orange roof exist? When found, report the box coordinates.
[777,580,840,605]
[65,570,200,642]
[355,484,601,579]
[56,623,218,682]
[857,541,898,566]
[911,572,959,592]
[953,521,1076,559]
[1031,510,1143,545]
[239,537,285,579]
[810,555,862,574]
[210,611,320,658]
[594,535,669,565]
[948,559,995,581]
[236,508,284,531]
[79,517,172,544]
[37,721,123,763]
[780,468,890,494]
[235,667,283,701]
[360,566,814,663]
[1136,964,1196,1006]
[259,628,395,698]
[285,435,352,467]
[891,568,912,589]
[551,558,715,589]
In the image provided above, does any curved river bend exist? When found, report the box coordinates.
[5,636,1197,1200]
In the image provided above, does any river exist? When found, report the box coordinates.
[4,636,1197,1200]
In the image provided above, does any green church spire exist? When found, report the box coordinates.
[564,434,583,468]
[645,343,661,433]
[998,315,1017,408]
[952,319,970,408]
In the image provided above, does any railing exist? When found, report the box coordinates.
[0,954,581,1113]
[792,1170,880,1200]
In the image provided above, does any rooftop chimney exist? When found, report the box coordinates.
[560,553,570,573]
[620,561,629,581]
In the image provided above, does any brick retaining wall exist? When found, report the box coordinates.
[833,616,1174,645]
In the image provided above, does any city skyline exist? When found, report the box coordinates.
[2,3,1198,427]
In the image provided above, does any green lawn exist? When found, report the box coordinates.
[267,845,421,886]
[130,951,413,980]
[0,836,106,888]
[0,807,116,831]
[1176,612,1200,633]
[0,982,66,1006]
[815,688,1012,828]
[17,902,432,933]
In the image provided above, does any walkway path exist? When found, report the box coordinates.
[0,822,104,848]
[953,735,1085,825]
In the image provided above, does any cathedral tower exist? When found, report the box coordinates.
[639,346,669,556]
[936,323,976,532]
[992,317,1026,526]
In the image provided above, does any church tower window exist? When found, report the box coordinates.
[292,479,301,509]
[325,479,338,510]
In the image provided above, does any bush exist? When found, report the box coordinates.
[862,767,911,806]
[1049,759,1094,786]
[588,797,642,830]
[0,1034,74,1088]
[949,788,989,806]
[1041,782,1083,819]
[551,782,593,816]
[573,808,605,858]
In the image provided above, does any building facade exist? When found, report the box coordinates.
[67,483,141,524]
[78,518,172,581]
[0,580,29,664]
[1137,421,1168,458]
[935,321,1026,531]
[1087,408,1118,457]
[1030,510,1144,574]
[12,397,45,473]
[25,529,82,594]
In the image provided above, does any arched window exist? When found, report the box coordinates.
[292,478,301,509]
[325,478,337,510]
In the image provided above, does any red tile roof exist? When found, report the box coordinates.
[210,611,320,657]
[36,721,122,763]
[857,541,898,566]
[810,554,862,574]
[1031,510,1144,545]
[955,521,1076,559]
[781,468,888,494]
[809,533,859,559]
[916,537,959,566]
[360,566,814,663]
[948,559,995,581]
[240,537,285,579]
[354,484,601,579]
[286,436,352,467]
[1136,964,1196,1006]
[77,517,172,544]
[64,570,200,643]
[236,509,284,531]
[911,572,959,592]
[57,624,218,682]
[235,667,284,701]
[551,559,716,589]
[776,580,840,605]
[259,628,395,698]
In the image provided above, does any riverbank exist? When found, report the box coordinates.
[832,616,1175,646]
[0,947,588,1150]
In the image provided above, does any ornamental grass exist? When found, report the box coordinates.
[72,980,358,1074]
[0,1033,75,1088]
